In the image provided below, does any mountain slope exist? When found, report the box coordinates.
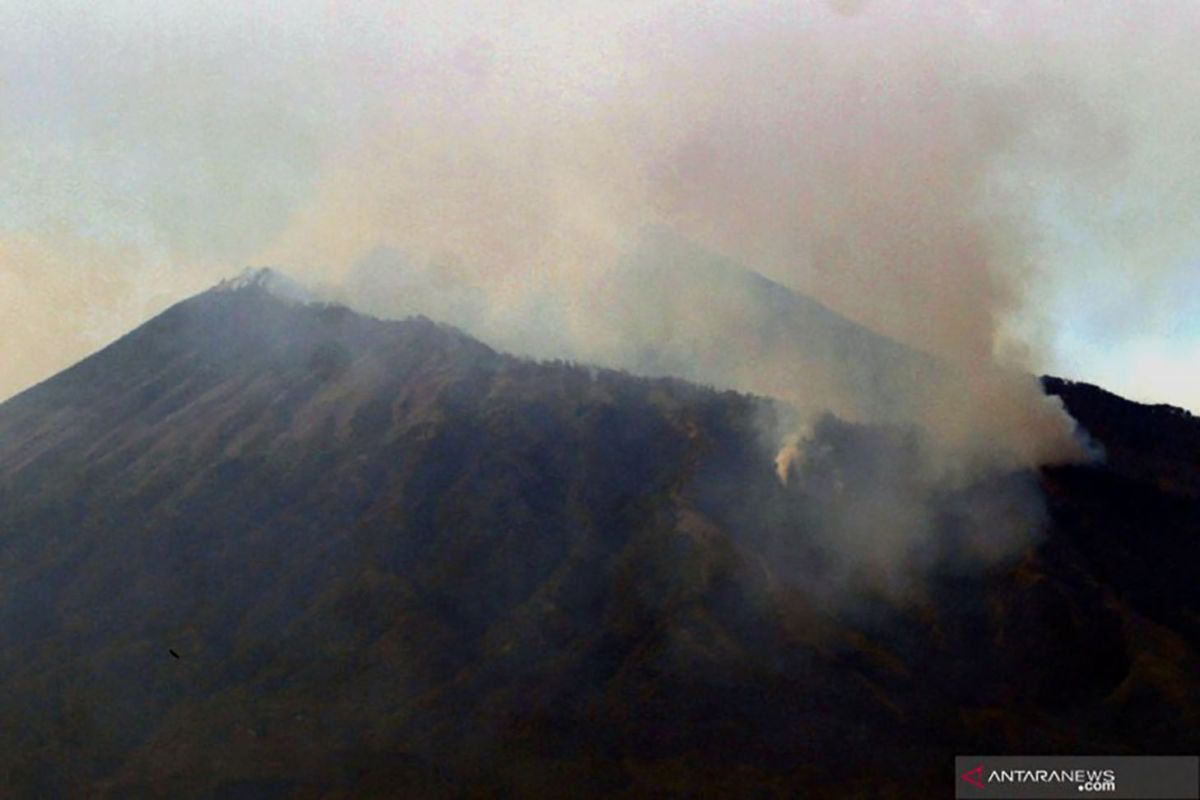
[603,229,944,415]
[345,230,945,421]
[0,278,770,796]
[0,279,1195,798]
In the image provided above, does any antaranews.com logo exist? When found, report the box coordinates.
[955,756,1198,799]
[961,764,1115,793]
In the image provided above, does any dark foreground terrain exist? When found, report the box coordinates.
[0,279,1195,798]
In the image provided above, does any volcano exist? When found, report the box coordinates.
[0,271,1195,798]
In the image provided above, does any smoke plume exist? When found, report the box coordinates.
[5,0,1199,594]
[255,2,1123,472]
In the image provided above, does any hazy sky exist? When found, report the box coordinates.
[2,0,1198,412]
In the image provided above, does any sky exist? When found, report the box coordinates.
[1,0,1198,413]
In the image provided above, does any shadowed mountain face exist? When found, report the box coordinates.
[0,280,1195,798]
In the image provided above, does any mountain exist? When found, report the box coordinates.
[0,276,1195,798]
[343,230,945,421]
[599,229,945,418]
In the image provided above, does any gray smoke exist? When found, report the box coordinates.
[6,0,1194,598]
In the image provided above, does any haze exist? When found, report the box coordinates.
[2,0,1198,415]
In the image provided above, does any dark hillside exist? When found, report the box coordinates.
[0,283,1193,798]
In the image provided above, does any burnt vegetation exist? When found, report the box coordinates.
[0,286,1194,798]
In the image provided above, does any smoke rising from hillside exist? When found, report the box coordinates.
[4,3,1197,409]
[256,1,1126,471]
[3,1,1198,594]
[252,0,1141,597]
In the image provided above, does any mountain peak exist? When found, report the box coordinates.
[214,266,315,304]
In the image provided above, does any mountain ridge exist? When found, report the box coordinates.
[0,277,1194,798]
[341,230,947,423]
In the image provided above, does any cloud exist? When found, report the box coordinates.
[3,2,1198,406]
